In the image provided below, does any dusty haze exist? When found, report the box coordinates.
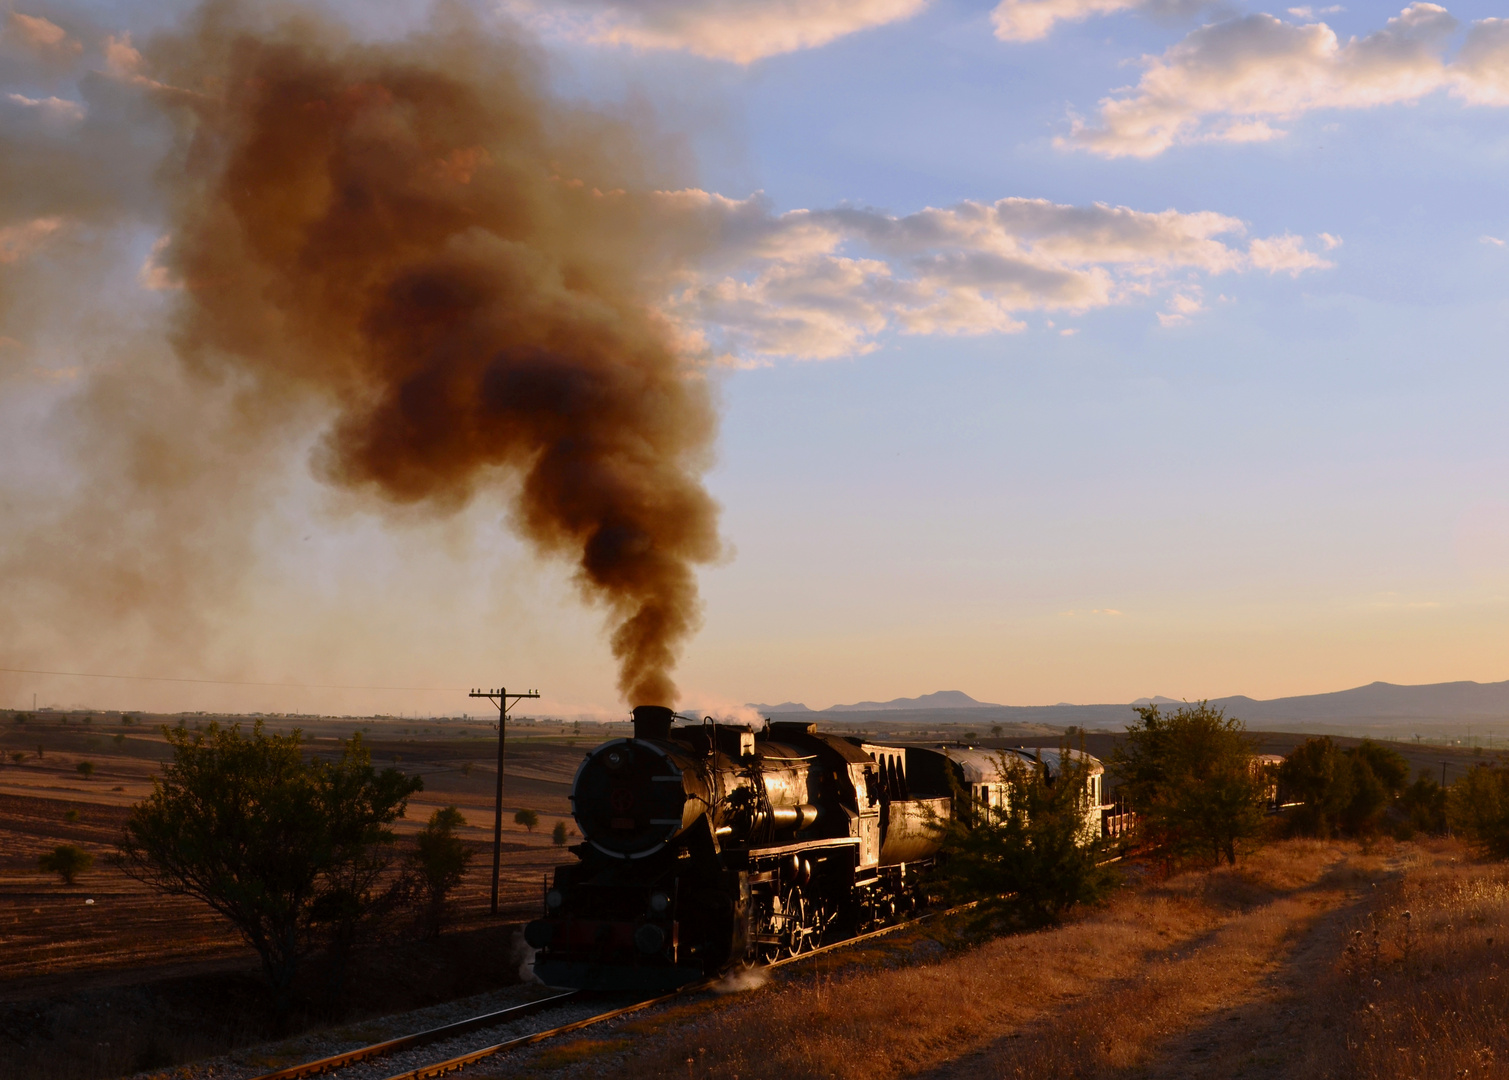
[0,3,723,707]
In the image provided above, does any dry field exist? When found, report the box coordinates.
[0,712,597,1078]
[496,838,1508,1080]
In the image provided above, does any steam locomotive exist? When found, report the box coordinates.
[523,706,1105,990]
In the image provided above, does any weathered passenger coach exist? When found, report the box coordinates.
[524,705,1104,990]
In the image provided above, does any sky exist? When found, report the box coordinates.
[2,0,1508,718]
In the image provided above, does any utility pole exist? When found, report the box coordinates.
[469,686,540,916]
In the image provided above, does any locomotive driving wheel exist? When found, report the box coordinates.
[759,887,817,961]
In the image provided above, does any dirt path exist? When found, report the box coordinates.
[917,850,1384,1079]
[498,841,1400,1080]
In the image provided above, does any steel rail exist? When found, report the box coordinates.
[376,903,979,1080]
[245,991,579,1080]
[252,874,1114,1080]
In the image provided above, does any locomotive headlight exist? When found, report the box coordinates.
[649,891,670,914]
[546,889,564,910]
[604,746,633,773]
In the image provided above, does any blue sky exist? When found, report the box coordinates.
[2,0,1508,716]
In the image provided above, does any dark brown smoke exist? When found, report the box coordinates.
[139,5,722,705]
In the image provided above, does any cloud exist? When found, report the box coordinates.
[6,92,85,123]
[1249,232,1334,274]
[661,192,1331,359]
[0,217,64,264]
[5,12,82,60]
[1483,235,1506,246]
[1064,5,1509,157]
[520,0,928,63]
[1157,287,1205,326]
[991,0,1209,43]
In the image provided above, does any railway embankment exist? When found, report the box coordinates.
[487,838,1507,1080]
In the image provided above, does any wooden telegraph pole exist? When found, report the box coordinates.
[469,686,540,916]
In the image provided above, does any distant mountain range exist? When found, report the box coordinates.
[749,681,1509,730]
[748,690,1002,714]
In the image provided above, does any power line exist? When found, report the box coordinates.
[0,666,466,693]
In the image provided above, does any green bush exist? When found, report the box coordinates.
[1279,738,1410,837]
[1447,763,1509,860]
[76,761,95,779]
[117,722,421,1014]
[937,745,1114,927]
[551,819,570,846]
[1400,772,1449,834]
[407,806,474,939]
[40,844,93,884]
[1111,702,1265,867]
[513,808,539,833]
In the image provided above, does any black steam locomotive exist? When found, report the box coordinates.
[523,705,1104,990]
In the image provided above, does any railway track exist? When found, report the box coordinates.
[248,908,962,1080]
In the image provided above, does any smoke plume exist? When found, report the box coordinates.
[91,5,722,704]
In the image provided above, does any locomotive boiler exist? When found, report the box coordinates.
[523,705,1104,991]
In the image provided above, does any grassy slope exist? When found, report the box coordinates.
[498,838,1508,1080]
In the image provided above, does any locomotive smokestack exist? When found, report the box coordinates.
[632,705,676,741]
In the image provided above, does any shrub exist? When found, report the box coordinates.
[76,761,95,779]
[64,808,79,823]
[9,751,23,766]
[117,722,421,1015]
[1446,763,1509,859]
[40,844,93,884]
[1111,702,1265,866]
[1280,738,1410,837]
[514,808,539,833]
[1400,771,1449,834]
[937,745,1115,926]
[407,806,474,939]
[552,819,570,846]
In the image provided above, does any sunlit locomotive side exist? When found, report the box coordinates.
[523,705,1104,990]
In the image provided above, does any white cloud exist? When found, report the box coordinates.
[1157,288,1206,326]
[1064,5,1509,158]
[660,191,1332,360]
[4,12,80,58]
[1249,232,1334,274]
[992,0,1141,42]
[517,0,928,63]
[6,92,85,123]
[1483,235,1506,247]
[0,217,64,265]
[991,0,1218,42]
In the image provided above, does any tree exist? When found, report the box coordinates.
[1447,763,1509,859]
[1279,737,1351,837]
[407,806,474,939]
[1400,771,1448,834]
[40,844,93,884]
[551,819,570,846]
[76,761,95,779]
[9,751,23,766]
[1339,741,1409,835]
[1279,738,1410,837]
[514,808,540,833]
[1111,703,1264,867]
[117,722,421,1016]
[937,745,1114,926]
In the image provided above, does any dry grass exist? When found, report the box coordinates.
[1287,847,1509,1079]
[509,839,1509,1079]
[508,840,1382,1079]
